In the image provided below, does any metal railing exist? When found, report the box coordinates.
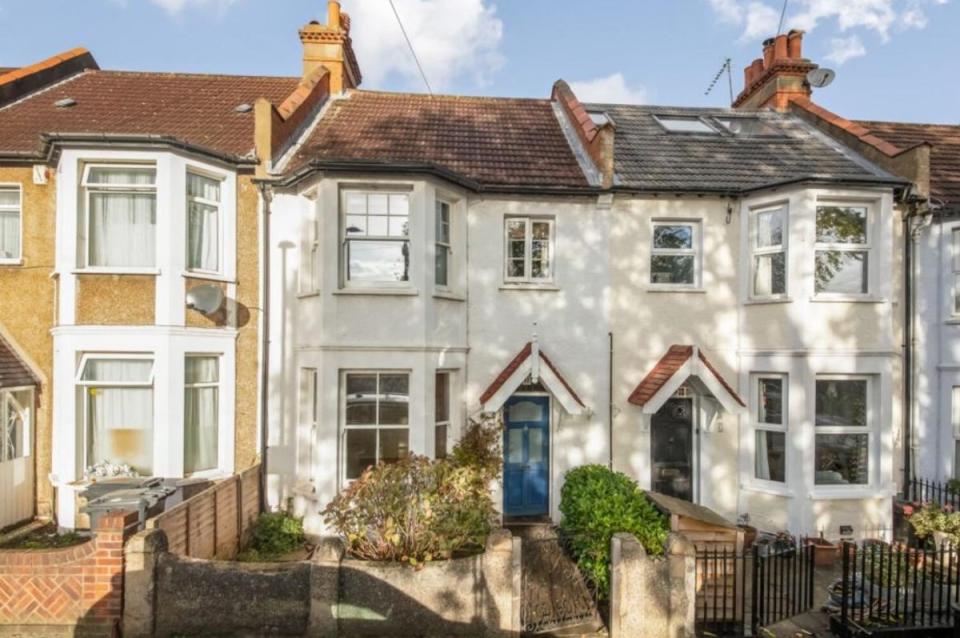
[906,477,960,510]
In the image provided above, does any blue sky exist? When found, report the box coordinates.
[1,0,957,123]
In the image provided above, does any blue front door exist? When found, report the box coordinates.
[503,395,550,517]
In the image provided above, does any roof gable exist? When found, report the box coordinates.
[480,342,586,415]
[628,345,745,414]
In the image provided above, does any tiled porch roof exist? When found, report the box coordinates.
[628,345,745,409]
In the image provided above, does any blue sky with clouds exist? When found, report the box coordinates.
[1,0,957,123]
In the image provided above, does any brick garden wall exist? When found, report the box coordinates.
[0,510,139,637]
[146,464,260,559]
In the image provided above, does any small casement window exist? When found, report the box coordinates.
[342,371,410,481]
[81,165,157,269]
[1,388,32,463]
[435,201,452,288]
[77,356,155,476]
[186,172,222,274]
[184,356,219,474]
[504,217,554,283]
[751,206,787,298]
[815,204,869,296]
[342,190,410,286]
[951,229,960,316]
[814,377,870,486]
[299,216,321,295]
[0,186,22,263]
[654,115,718,134]
[435,371,451,459]
[753,375,786,483]
[650,221,700,286]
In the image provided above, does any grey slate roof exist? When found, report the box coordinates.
[586,104,900,193]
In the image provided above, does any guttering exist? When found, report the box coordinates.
[0,133,259,167]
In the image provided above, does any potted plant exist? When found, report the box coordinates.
[805,531,838,567]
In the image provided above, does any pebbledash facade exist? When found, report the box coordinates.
[0,3,916,540]
[264,17,907,540]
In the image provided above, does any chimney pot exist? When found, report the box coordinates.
[762,38,775,68]
[787,30,804,58]
[327,1,342,30]
[744,64,754,87]
[774,34,788,62]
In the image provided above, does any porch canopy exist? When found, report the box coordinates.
[479,341,587,416]
[628,345,745,414]
[0,335,39,390]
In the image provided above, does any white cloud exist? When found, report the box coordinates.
[569,73,648,105]
[741,1,781,40]
[342,0,504,91]
[147,0,237,14]
[824,34,867,63]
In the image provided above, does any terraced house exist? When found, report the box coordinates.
[0,3,918,544]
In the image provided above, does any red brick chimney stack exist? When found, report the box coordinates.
[733,29,818,111]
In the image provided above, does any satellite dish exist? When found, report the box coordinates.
[807,68,836,88]
[185,284,225,315]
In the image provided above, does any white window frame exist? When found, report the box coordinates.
[79,163,158,272]
[503,216,555,284]
[0,184,22,264]
[650,219,702,288]
[340,189,412,289]
[339,370,411,484]
[185,169,225,276]
[951,228,960,317]
[183,354,220,475]
[814,203,871,298]
[813,374,873,488]
[435,371,451,459]
[751,374,787,485]
[0,386,33,463]
[298,367,318,482]
[299,215,321,295]
[749,205,788,300]
[653,115,719,135]
[435,200,452,290]
[75,353,156,474]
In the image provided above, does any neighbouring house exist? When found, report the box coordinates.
[263,11,907,540]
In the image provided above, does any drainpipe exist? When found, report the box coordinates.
[257,181,273,513]
[608,332,614,470]
[902,210,913,496]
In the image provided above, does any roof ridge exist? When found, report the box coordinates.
[855,118,960,130]
[96,69,300,82]
[350,88,550,104]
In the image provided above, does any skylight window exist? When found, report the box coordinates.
[716,117,783,136]
[588,111,610,126]
[654,116,718,134]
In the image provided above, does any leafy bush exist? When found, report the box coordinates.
[237,511,305,561]
[322,419,500,566]
[559,464,669,598]
[908,502,960,545]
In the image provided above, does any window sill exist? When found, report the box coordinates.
[434,290,466,302]
[809,295,886,304]
[647,286,706,294]
[297,290,322,299]
[333,287,419,297]
[944,318,960,325]
[741,482,795,498]
[809,486,895,500]
[499,284,560,292]
[181,271,235,284]
[0,260,23,267]
[72,268,160,276]
[744,297,793,306]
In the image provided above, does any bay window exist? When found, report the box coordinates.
[651,221,700,286]
[751,206,786,298]
[342,372,409,480]
[814,377,870,485]
[78,356,155,475]
[753,375,786,483]
[435,372,450,459]
[435,201,451,288]
[342,191,410,285]
[184,356,219,474]
[815,205,869,295]
[0,186,21,262]
[81,165,157,269]
[186,172,221,274]
[504,217,554,283]
[952,229,960,316]
[1,388,31,462]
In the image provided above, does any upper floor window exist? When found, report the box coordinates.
[504,217,554,284]
[753,375,786,483]
[184,355,219,474]
[0,186,21,263]
[952,229,960,316]
[815,205,869,296]
[751,206,787,298]
[435,201,451,288]
[81,165,157,269]
[342,190,410,286]
[814,377,870,486]
[650,221,700,287]
[186,172,222,274]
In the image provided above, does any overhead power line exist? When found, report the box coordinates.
[387,0,434,96]
[777,0,789,35]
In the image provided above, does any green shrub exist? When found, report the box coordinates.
[237,511,305,561]
[559,464,669,598]
[322,420,500,567]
